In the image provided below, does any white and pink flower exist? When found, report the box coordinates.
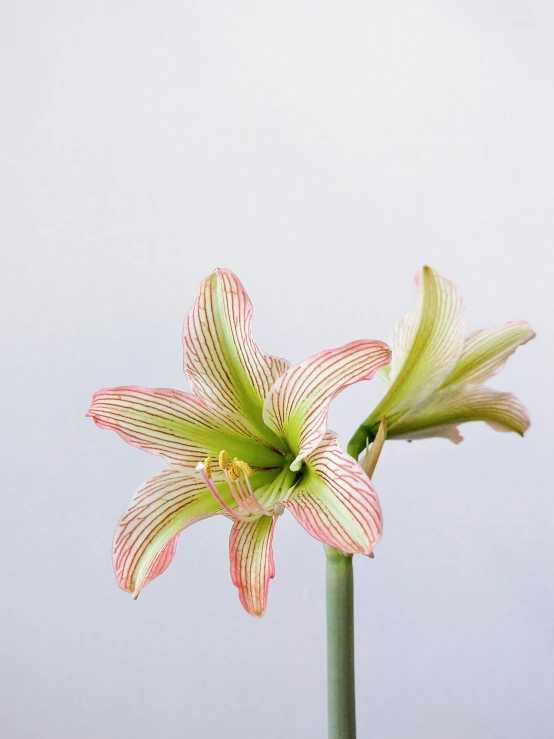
[88,269,391,616]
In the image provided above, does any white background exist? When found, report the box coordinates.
[2,2,553,737]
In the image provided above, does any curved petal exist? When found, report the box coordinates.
[441,321,535,388]
[366,266,465,428]
[263,340,391,471]
[285,433,382,554]
[229,514,276,617]
[113,468,223,596]
[392,425,464,444]
[183,269,289,447]
[387,384,531,440]
[87,386,284,469]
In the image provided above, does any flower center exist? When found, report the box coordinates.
[196,450,288,522]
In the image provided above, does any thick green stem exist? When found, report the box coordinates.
[326,546,356,739]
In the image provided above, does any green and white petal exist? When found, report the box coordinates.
[87,386,284,469]
[113,468,225,597]
[388,425,464,444]
[183,269,289,447]
[229,514,276,617]
[387,384,530,441]
[367,266,465,429]
[441,321,535,388]
[263,340,391,471]
[285,433,382,555]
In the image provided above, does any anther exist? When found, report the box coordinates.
[203,457,212,479]
[229,458,242,481]
[235,460,252,477]
[218,450,229,470]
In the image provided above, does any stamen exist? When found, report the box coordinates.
[223,468,248,508]
[235,460,252,477]
[199,453,284,521]
[242,471,272,515]
[196,462,250,522]
[229,458,242,481]
[234,476,254,508]
[218,450,229,470]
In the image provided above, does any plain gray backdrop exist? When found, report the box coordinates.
[2,2,553,738]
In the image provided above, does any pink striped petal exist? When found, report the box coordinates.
[229,514,277,617]
[367,267,466,429]
[87,386,283,469]
[263,341,391,471]
[113,468,224,596]
[183,269,289,446]
[285,433,382,554]
[387,384,530,441]
[441,321,535,388]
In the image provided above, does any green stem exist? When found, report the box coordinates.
[325,546,356,739]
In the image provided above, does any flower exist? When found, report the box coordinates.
[349,266,534,457]
[87,269,391,616]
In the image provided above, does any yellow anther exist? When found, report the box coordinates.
[234,459,252,477]
[218,450,230,470]
[230,458,242,480]
[203,457,212,480]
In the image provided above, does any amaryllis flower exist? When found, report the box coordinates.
[351,266,534,452]
[87,269,391,616]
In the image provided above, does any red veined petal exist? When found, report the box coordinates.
[229,514,277,617]
[183,269,289,447]
[285,433,382,554]
[263,341,391,470]
[87,386,283,469]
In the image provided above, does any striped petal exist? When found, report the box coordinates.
[229,514,276,617]
[387,384,531,441]
[87,386,284,469]
[113,468,222,596]
[263,340,391,471]
[183,269,289,447]
[441,321,535,388]
[366,266,465,431]
[285,433,382,555]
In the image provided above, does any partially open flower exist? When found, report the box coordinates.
[350,266,534,453]
[88,269,391,616]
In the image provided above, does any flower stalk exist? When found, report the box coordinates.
[326,546,356,739]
